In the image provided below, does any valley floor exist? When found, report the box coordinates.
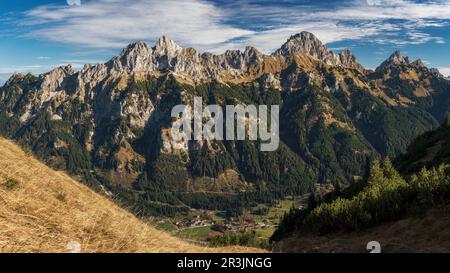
[151,196,309,245]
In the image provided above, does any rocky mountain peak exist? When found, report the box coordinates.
[390,51,410,64]
[412,59,425,68]
[376,51,411,71]
[4,73,28,86]
[339,49,357,63]
[243,46,264,63]
[273,32,364,71]
[39,65,74,92]
[289,31,324,46]
[244,45,262,55]
[118,41,151,60]
[154,36,182,55]
[55,64,75,74]
[39,65,74,83]
[430,68,444,78]
[108,41,152,71]
[338,49,365,72]
[273,31,330,59]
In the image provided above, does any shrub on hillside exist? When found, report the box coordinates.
[273,159,450,239]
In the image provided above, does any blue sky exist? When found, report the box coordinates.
[1,0,450,84]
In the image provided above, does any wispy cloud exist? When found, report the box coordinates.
[66,0,81,6]
[221,0,450,51]
[438,67,450,77]
[0,61,99,78]
[22,0,254,50]
[13,0,450,54]
[0,73,12,86]
[228,21,399,53]
[0,65,44,76]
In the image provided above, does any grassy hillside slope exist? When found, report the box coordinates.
[272,122,450,253]
[275,206,450,253]
[0,138,261,253]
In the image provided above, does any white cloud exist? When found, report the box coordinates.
[17,0,450,54]
[66,0,81,6]
[0,65,43,80]
[0,61,98,78]
[23,0,254,50]
[304,0,450,21]
[13,65,42,70]
[438,67,450,77]
[0,73,12,86]
[220,0,450,48]
[218,21,392,54]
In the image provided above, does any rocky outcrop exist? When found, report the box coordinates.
[274,32,338,63]
[105,36,265,82]
[339,49,366,72]
[376,51,411,72]
[273,32,365,72]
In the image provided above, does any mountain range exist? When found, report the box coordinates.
[1,31,450,217]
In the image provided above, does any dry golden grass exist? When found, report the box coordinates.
[0,138,264,253]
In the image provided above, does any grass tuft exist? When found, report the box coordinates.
[56,192,67,203]
[3,177,19,190]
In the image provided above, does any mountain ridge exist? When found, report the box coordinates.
[3,31,446,90]
[1,31,450,221]
[1,32,375,87]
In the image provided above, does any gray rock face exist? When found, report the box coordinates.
[99,31,366,82]
[429,68,444,78]
[259,73,281,90]
[2,33,369,102]
[109,41,154,72]
[376,51,411,71]
[339,49,365,72]
[105,36,266,81]
[273,32,364,71]
[0,31,393,142]
[13,65,76,123]
[274,32,338,63]
[3,32,443,129]
[120,93,154,129]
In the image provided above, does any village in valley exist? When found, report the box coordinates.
[151,196,309,244]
